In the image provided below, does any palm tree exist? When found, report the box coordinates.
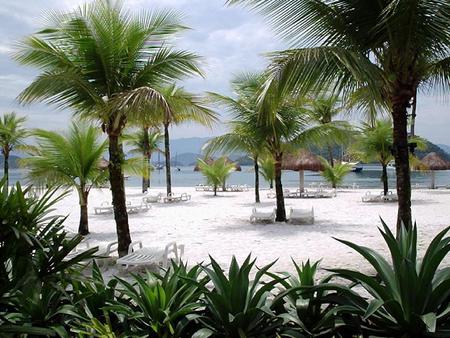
[154,85,218,196]
[258,155,275,189]
[125,129,162,193]
[204,73,267,203]
[353,121,394,196]
[22,122,107,235]
[0,112,27,187]
[228,0,450,231]
[257,80,351,222]
[14,1,202,255]
[320,160,351,189]
[304,94,346,166]
[197,157,235,196]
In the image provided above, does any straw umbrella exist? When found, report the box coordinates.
[418,152,450,189]
[282,150,324,192]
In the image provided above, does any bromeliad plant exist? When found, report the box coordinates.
[193,255,283,338]
[329,221,450,337]
[113,261,209,337]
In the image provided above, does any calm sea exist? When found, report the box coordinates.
[5,165,450,189]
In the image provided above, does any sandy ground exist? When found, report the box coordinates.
[54,186,450,275]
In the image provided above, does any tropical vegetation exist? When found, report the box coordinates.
[320,160,351,189]
[22,122,107,235]
[14,0,204,255]
[1,182,449,337]
[228,0,450,232]
[0,112,27,187]
[197,157,235,196]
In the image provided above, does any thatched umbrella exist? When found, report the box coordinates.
[282,150,324,192]
[193,157,242,172]
[98,158,109,170]
[416,152,450,189]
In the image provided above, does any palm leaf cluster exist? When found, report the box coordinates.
[197,157,235,196]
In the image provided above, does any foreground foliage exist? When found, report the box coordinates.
[1,180,449,337]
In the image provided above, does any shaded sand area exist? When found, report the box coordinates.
[55,187,450,274]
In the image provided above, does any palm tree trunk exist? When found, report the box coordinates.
[381,163,389,196]
[3,150,9,187]
[274,152,286,222]
[147,153,152,189]
[78,188,89,235]
[214,185,217,196]
[164,122,172,196]
[327,145,334,167]
[142,127,150,193]
[392,93,412,232]
[108,132,131,256]
[270,180,273,189]
[410,88,417,138]
[254,156,260,203]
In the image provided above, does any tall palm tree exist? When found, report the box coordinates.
[304,94,345,166]
[124,129,162,193]
[154,85,218,196]
[14,1,202,255]
[0,112,27,187]
[22,122,107,235]
[204,73,267,203]
[258,79,351,221]
[228,0,450,231]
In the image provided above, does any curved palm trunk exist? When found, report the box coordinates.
[213,184,217,196]
[270,180,273,189]
[254,155,260,203]
[392,92,412,232]
[108,133,131,256]
[274,152,286,222]
[381,163,389,196]
[142,127,150,193]
[3,150,9,187]
[164,122,172,196]
[78,188,89,235]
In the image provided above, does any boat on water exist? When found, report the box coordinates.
[342,161,364,173]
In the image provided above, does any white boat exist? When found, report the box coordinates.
[342,161,364,173]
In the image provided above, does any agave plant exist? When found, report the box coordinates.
[269,260,361,338]
[329,221,450,337]
[112,261,208,337]
[193,255,282,337]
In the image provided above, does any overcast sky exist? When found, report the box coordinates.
[0,0,449,144]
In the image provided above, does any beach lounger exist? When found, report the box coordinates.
[116,241,185,270]
[288,207,314,225]
[250,207,276,223]
[94,201,114,215]
[362,191,398,202]
[127,201,151,214]
[266,190,276,199]
[142,192,162,203]
[163,193,191,203]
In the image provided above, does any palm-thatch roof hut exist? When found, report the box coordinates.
[282,150,324,192]
[416,152,450,189]
[98,158,109,170]
[193,157,242,172]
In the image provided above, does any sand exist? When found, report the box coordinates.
[54,187,450,275]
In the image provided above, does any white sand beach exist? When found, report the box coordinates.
[56,187,450,275]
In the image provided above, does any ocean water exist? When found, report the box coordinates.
[6,165,450,190]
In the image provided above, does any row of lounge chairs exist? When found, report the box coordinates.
[250,207,314,225]
[94,192,192,215]
[267,188,336,199]
[361,191,398,203]
[195,184,250,192]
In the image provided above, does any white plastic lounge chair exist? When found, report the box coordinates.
[163,193,191,203]
[266,190,276,199]
[127,201,151,214]
[94,201,114,215]
[289,207,314,225]
[142,192,162,203]
[116,241,185,270]
[250,207,276,223]
[362,191,398,202]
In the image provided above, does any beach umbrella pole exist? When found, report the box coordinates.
[299,170,305,193]
[431,171,436,189]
